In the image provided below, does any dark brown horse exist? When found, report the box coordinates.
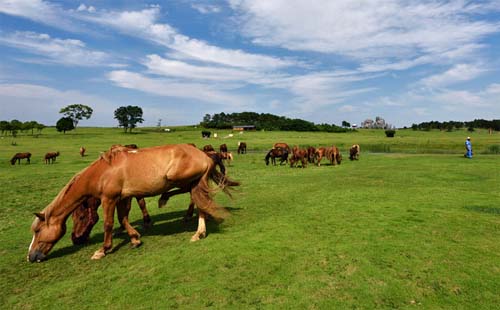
[237,142,247,154]
[307,146,316,163]
[28,144,239,262]
[349,144,360,160]
[79,147,86,157]
[11,152,31,165]
[44,152,60,164]
[265,148,289,166]
[203,144,215,152]
[71,197,151,245]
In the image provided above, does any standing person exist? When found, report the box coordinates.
[465,137,473,159]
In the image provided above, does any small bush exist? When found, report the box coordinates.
[385,129,396,137]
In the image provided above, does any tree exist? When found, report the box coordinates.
[114,105,144,132]
[59,104,93,129]
[342,120,351,128]
[56,117,75,134]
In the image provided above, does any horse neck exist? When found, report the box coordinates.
[45,167,95,224]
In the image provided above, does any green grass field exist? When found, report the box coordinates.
[0,127,499,309]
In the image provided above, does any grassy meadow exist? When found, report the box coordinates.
[0,127,499,309]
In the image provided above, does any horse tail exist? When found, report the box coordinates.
[190,159,240,222]
[205,151,225,175]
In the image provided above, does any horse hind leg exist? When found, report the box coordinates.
[136,197,152,229]
[190,210,207,242]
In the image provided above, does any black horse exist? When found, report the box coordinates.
[265,148,289,166]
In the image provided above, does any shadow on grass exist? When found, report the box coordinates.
[464,205,500,215]
[48,206,241,260]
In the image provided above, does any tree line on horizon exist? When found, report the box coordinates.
[410,119,500,131]
[200,112,352,132]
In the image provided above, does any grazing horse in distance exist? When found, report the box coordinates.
[203,144,215,152]
[79,147,86,157]
[315,147,326,166]
[326,146,342,166]
[71,196,151,245]
[11,152,31,165]
[349,144,360,160]
[265,148,289,166]
[28,144,240,262]
[237,142,247,154]
[219,143,228,154]
[273,142,290,153]
[307,146,316,163]
[290,146,308,168]
[44,152,60,164]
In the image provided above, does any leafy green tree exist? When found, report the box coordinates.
[342,120,351,128]
[114,105,144,132]
[59,104,93,129]
[56,117,75,134]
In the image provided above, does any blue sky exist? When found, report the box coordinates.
[1,0,499,127]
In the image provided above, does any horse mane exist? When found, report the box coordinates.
[100,145,136,164]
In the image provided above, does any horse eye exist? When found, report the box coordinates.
[79,216,85,220]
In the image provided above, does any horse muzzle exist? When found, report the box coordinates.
[28,250,46,263]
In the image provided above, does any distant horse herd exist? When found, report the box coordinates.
[20,137,360,262]
[265,142,360,168]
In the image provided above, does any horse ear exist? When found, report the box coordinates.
[34,212,45,221]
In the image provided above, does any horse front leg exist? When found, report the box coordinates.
[116,198,142,248]
[190,210,207,242]
[91,198,116,260]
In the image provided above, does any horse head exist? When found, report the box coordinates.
[71,197,100,245]
[27,212,67,262]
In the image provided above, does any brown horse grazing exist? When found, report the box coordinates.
[237,142,247,154]
[28,144,239,262]
[290,146,308,168]
[265,148,288,166]
[349,144,360,160]
[307,146,316,163]
[325,146,342,166]
[71,197,151,245]
[11,152,31,165]
[315,147,326,166]
[273,142,290,153]
[44,152,60,164]
[79,147,86,157]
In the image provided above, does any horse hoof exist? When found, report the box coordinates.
[91,250,106,260]
[130,241,142,249]
[190,235,200,242]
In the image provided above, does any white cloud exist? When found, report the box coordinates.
[77,3,95,13]
[143,54,260,82]
[0,31,122,67]
[229,0,500,64]
[0,0,79,31]
[79,6,296,69]
[107,70,247,105]
[420,63,486,88]
[191,4,221,14]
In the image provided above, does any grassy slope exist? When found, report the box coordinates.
[0,128,498,309]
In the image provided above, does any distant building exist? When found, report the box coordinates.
[233,125,256,131]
